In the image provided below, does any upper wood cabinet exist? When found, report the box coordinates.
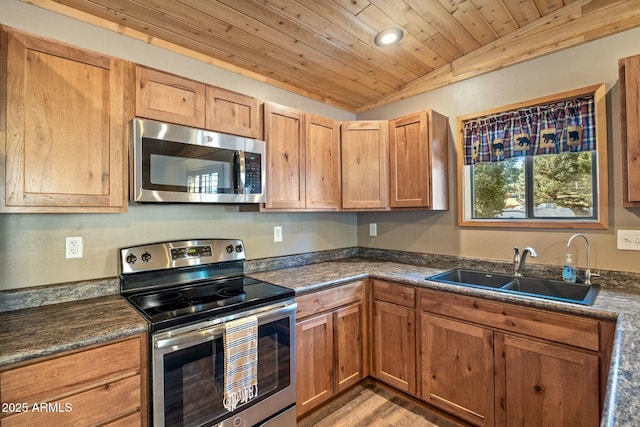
[619,54,640,207]
[389,110,449,209]
[135,65,261,137]
[341,121,390,210]
[135,65,205,128]
[264,103,306,209]
[263,104,341,211]
[205,86,260,138]
[305,113,341,210]
[1,27,129,213]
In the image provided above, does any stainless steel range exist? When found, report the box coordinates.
[119,239,296,427]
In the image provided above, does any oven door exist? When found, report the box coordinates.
[152,301,296,427]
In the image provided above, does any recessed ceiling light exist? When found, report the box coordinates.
[374,27,404,47]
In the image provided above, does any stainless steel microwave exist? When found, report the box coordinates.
[130,118,266,204]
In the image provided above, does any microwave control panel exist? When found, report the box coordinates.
[245,153,262,194]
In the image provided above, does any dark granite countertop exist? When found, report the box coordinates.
[0,295,148,367]
[248,258,640,427]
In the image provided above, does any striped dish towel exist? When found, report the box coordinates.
[223,315,259,412]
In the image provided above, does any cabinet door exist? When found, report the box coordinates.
[305,114,341,210]
[264,103,305,209]
[372,299,416,395]
[135,65,205,128]
[619,54,640,206]
[335,303,364,392]
[341,121,389,210]
[389,110,449,209]
[205,86,260,138]
[495,333,600,427]
[421,314,494,427]
[296,312,334,416]
[2,29,127,212]
[390,112,428,208]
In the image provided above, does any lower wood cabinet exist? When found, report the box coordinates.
[296,311,334,414]
[419,287,614,427]
[494,333,599,427]
[0,334,147,426]
[421,314,494,426]
[334,303,366,392]
[371,280,417,395]
[295,280,614,426]
[295,281,366,417]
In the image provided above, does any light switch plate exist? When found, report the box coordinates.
[617,229,640,251]
[369,223,377,237]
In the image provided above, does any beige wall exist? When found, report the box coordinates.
[0,0,356,290]
[0,207,356,289]
[357,27,640,274]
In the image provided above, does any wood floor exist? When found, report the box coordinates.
[297,381,468,427]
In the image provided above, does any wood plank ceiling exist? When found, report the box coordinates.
[24,0,640,112]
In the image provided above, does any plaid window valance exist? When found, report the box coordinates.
[462,96,596,165]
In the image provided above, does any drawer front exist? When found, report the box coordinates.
[296,280,364,319]
[0,375,141,427]
[0,336,141,403]
[372,280,415,308]
[420,288,600,351]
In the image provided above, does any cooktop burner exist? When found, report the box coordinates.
[119,239,294,332]
[129,277,251,315]
[126,276,292,331]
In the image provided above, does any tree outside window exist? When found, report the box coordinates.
[472,152,595,220]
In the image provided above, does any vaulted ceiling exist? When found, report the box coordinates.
[25,0,640,112]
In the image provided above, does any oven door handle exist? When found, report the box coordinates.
[154,301,296,350]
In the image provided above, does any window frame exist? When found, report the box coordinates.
[456,84,609,229]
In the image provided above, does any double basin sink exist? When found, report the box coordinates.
[426,268,599,305]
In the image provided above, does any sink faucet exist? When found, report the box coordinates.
[513,247,538,276]
[567,234,592,285]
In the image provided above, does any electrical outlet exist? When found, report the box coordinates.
[65,236,83,258]
[274,226,283,243]
[617,230,640,251]
[369,223,377,237]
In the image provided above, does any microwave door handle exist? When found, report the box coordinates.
[233,150,246,194]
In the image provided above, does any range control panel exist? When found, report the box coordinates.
[120,239,245,274]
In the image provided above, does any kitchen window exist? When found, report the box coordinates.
[457,84,608,229]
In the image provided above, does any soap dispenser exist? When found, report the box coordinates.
[562,253,577,283]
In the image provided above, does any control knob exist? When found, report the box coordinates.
[235,244,243,253]
[226,245,234,254]
[141,252,152,263]
[126,253,137,264]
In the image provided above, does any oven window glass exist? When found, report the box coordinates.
[162,317,291,427]
[143,138,237,194]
